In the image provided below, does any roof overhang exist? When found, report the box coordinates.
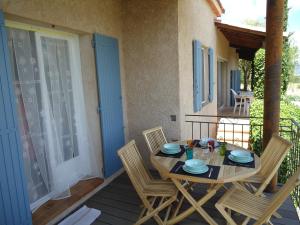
[207,0,225,17]
[215,20,266,60]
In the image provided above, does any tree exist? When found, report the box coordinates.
[251,0,298,99]
[239,59,252,91]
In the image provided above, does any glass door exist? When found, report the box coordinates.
[7,26,94,210]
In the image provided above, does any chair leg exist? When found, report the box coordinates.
[135,196,176,225]
[172,195,184,218]
[215,204,238,225]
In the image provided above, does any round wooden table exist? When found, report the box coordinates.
[150,142,261,225]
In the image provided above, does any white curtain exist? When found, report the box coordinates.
[7,28,99,209]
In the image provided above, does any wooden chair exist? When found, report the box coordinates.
[240,134,292,196]
[143,126,167,154]
[216,166,300,225]
[231,89,245,115]
[118,140,178,225]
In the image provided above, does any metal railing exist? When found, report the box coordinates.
[185,114,300,208]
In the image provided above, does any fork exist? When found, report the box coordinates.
[208,168,213,178]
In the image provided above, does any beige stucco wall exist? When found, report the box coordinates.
[1,0,128,177]
[1,0,239,172]
[122,0,180,165]
[178,0,238,140]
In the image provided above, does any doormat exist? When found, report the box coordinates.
[58,205,101,225]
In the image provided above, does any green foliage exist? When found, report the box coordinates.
[252,43,298,99]
[250,98,300,184]
[239,59,252,90]
[251,0,298,99]
[252,49,265,98]
[290,76,300,83]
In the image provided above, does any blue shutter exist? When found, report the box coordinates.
[193,40,203,112]
[0,11,32,225]
[93,33,125,178]
[230,70,241,106]
[208,47,214,102]
[236,70,241,92]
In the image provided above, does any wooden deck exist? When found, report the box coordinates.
[85,172,299,225]
[33,178,103,225]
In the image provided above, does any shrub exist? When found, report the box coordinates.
[250,99,300,183]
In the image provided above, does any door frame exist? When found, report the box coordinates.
[217,57,228,109]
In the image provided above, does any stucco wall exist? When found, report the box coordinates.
[1,0,128,177]
[178,0,238,139]
[122,0,180,165]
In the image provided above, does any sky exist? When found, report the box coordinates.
[221,0,300,56]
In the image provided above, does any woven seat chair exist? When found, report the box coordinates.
[143,126,167,154]
[216,166,300,225]
[118,140,178,225]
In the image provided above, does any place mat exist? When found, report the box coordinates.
[170,161,220,180]
[156,145,185,158]
[223,150,255,168]
[192,140,225,148]
[192,139,201,147]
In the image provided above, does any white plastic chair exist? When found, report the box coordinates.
[231,89,245,115]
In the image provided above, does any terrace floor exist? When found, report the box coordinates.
[84,172,299,225]
[218,106,249,117]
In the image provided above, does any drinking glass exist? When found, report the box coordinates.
[185,148,193,160]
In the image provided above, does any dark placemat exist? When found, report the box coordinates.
[156,145,185,158]
[170,161,220,180]
[192,139,201,147]
[192,140,225,149]
[223,150,255,168]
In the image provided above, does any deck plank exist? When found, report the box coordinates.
[83,172,299,225]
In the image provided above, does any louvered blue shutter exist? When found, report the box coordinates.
[236,70,241,92]
[0,11,32,225]
[208,47,214,102]
[193,40,203,112]
[93,33,125,178]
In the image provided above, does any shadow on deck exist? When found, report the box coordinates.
[85,172,299,225]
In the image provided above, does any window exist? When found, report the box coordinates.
[201,47,210,104]
[193,40,214,112]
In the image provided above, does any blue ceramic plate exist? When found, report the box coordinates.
[228,154,253,163]
[182,165,209,174]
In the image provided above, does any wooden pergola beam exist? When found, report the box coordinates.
[215,20,265,60]
[263,0,284,192]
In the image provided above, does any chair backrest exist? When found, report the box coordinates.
[230,89,238,97]
[257,134,292,193]
[118,140,152,197]
[256,166,300,224]
[143,126,167,154]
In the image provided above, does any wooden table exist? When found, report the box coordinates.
[150,143,261,225]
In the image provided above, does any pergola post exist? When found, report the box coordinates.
[263,0,284,192]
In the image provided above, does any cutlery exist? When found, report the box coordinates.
[175,164,183,173]
[208,168,213,178]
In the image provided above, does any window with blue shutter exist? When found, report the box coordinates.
[208,47,214,102]
[193,40,203,112]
